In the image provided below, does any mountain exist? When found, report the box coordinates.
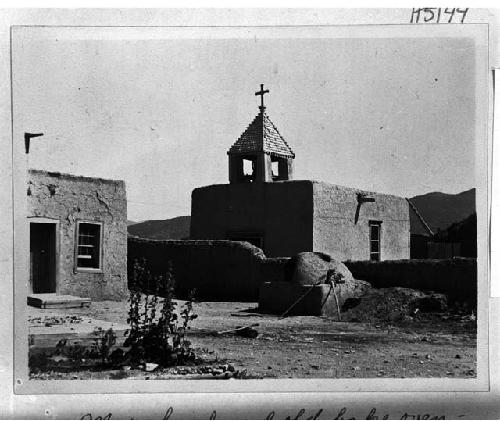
[127,220,138,226]
[127,216,191,240]
[128,188,475,240]
[409,188,475,234]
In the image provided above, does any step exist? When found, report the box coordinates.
[28,294,91,309]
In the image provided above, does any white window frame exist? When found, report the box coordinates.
[74,220,104,273]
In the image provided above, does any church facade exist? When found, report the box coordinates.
[190,86,410,260]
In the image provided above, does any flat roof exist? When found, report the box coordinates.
[28,169,125,186]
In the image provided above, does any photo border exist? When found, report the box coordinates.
[10,21,491,397]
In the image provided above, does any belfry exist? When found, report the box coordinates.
[228,84,295,184]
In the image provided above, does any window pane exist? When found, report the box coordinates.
[369,223,381,261]
[77,223,101,269]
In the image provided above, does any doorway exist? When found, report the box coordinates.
[30,222,57,293]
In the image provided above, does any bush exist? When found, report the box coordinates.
[124,259,198,367]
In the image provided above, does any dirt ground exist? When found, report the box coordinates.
[28,299,476,380]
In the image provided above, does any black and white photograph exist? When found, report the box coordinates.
[1,7,498,419]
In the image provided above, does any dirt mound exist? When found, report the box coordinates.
[290,252,354,286]
[336,279,373,309]
[341,287,448,323]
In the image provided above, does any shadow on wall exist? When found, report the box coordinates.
[344,258,477,304]
[127,237,266,301]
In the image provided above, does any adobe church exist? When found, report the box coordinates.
[190,85,410,261]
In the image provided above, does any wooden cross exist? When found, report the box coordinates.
[255,84,269,109]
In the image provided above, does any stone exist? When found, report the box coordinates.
[236,327,259,338]
[145,363,159,372]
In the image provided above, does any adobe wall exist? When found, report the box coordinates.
[27,170,127,300]
[259,257,292,284]
[312,182,410,261]
[262,256,477,303]
[344,258,477,302]
[190,181,314,257]
[127,237,266,300]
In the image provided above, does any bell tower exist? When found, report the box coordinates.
[227,84,295,184]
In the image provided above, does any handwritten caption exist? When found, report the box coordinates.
[410,8,469,24]
[80,407,446,420]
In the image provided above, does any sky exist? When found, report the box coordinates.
[13,29,477,221]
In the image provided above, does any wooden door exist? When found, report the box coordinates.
[30,223,56,293]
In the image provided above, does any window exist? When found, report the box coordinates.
[369,221,382,261]
[271,156,290,181]
[242,158,256,182]
[271,160,279,179]
[76,222,102,270]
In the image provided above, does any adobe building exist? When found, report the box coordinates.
[27,169,128,301]
[408,198,435,259]
[190,85,410,260]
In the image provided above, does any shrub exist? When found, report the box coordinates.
[124,259,198,367]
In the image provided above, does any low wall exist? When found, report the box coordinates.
[128,237,265,301]
[259,257,293,284]
[128,237,477,304]
[344,258,477,302]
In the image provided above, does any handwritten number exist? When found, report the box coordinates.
[411,8,421,23]
[444,8,456,23]
[411,7,467,23]
[423,8,435,23]
[456,8,469,23]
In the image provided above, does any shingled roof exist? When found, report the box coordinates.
[228,110,295,159]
